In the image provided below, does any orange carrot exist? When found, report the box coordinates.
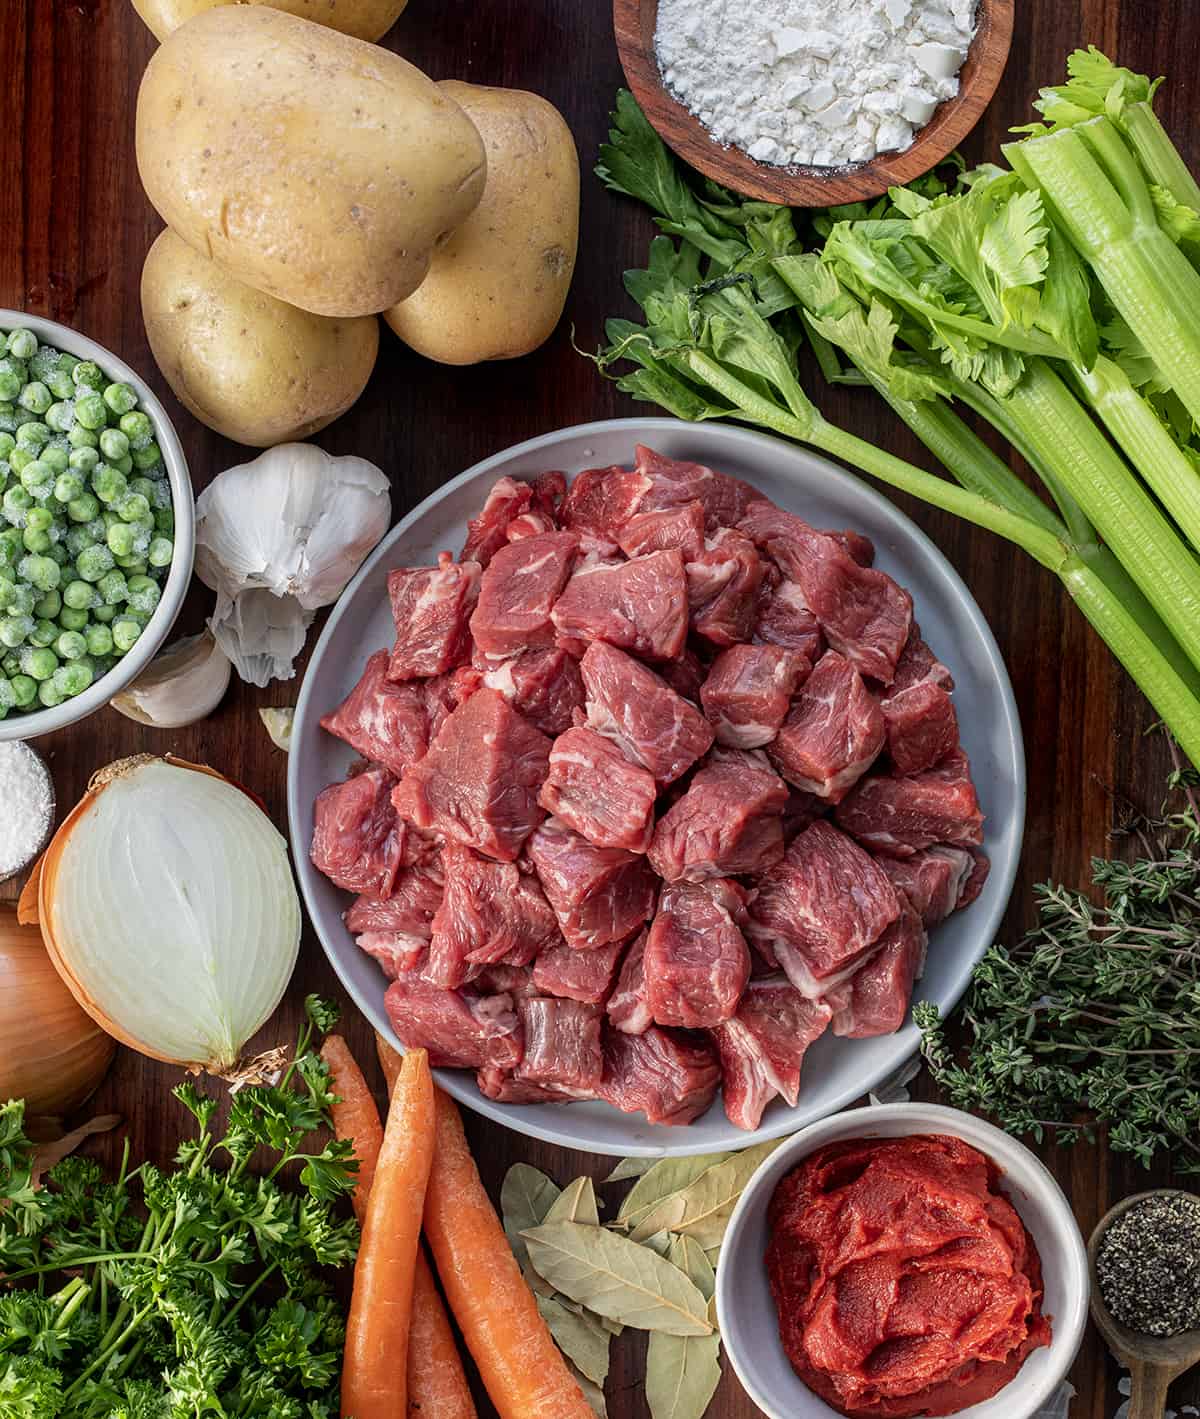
[376,1030,403,1093]
[424,1088,593,1419]
[409,1249,479,1419]
[341,1048,435,1419]
[321,1034,384,1224]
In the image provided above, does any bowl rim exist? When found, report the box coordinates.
[715,1100,1090,1419]
[613,0,1015,207]
[287,415,1026,1156]
[0,309,195,741]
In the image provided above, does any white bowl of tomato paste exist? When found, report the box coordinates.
[717,1102,1088,1419]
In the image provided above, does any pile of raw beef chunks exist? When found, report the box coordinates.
[311,446,987,1131]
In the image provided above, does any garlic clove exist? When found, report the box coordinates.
[210,587,313,688]
[109,628,232,729]
[259,707,295,752]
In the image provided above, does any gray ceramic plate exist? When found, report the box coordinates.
[287,418,1025,1157]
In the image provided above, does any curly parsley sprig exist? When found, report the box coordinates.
[917,749,1200,1172]
[0,995,359,1418]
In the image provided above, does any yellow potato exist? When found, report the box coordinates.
[141,229,379,447]
[135,7,486,318]
[384,82,579,365]
[131,0,407,43]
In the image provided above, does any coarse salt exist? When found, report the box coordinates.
[655,0,978,169]
[0,741,55,879]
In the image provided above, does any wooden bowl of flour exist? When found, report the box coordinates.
[613,0,1013,206]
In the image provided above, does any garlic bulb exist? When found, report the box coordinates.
[259,707,295,751]
[109,629,232,728]
[195,443,391,685]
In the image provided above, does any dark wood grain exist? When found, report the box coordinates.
[3,0,1199,1415]
[613,0,1013,205]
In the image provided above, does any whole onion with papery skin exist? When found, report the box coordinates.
[25,756,300,1075]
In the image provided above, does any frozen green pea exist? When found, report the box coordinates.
[20,646,56,681]
[68,444,99,473]
[19,461,53,497]
[99,428,129,461]
[0,613,33,648]
[92,466,127,505]
[27,347,58,382]
[39,444,68,475]
[106,522,135,559]
[111,616,142,653]
[74,393,107,429]
[116,555,148,575]
[54,472,84,504]
[96,569,127,605]
[67,423,98,449]
[126,574,161,615]
[67,492,100,524]
[131,442,162,471]
[34,588,61,619]
[55,629,86,660]
[44,401,74,433]
[21,528,51,555]
[19,554,61,592]
[9,673,36,708]
[0,368,20,403]
[24,506,52,535]
[58,606,88,632]
[46,368,75,401]
[91,603,116,624]
[46,544,68,568]
[64,525,97,557]
[112,454,133,477]
[103,383,138,417]
[0,653,18,679]
[53,659,92,697]
[0,434,13,462]
[8,584,34,617]
[17,382,51,416]
[72,360,103,391]
[27,617,56,647]
[0,407,16,436]
[75,544,114,582]
[84,622,113,656]
[2,486,32,523]
[36,679,62,707]
[8,447,32,475]
[15,421,50,451]
[62,578,96,611]
[6,331,36,361]
[154,506,174,536]
[115,492,150,524]
[120,410,153,445]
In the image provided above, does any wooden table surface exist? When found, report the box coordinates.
[5,1,1199,1415]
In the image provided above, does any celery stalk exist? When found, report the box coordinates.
[1123,101,1200,212]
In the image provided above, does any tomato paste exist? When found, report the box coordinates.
[765,1134,1051,1417]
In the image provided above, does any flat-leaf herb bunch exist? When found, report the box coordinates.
[0,996,359,1419]
[916,755,1200,1172]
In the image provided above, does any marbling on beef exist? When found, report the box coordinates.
[313,449,990,1130]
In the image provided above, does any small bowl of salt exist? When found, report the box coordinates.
[614,0,1013,205]
[0,741,55,886]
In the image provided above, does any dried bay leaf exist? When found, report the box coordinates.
[604,1156,656,1182]
[631,1139,783,1246]
[646,1235,722,1419]
[669,1235,715,1301]
[706,1292,720,1333]
[570,1361,608,1417]
[523,1220,714,1336]
[546,1175,600,1227]
[618,1152,726,1229]
[640,1230,673,1258]
[537,1294,612,1386]
[501,1162,560,1295]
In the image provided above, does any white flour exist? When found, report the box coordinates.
[655,0,977,168]
[0,741,54,879]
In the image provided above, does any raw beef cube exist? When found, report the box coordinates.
[660,646,706,704]
[644,878,751,1028]
[829,897,927,1038]
[538,727,657,852]
[476,1067,592,1105]
[345,869,445,937]
[766,649,885,801]
[531,470,567,520]
[356,932,427,980]
[634,445,759,528]
[878,846,973,927]
[311,767,404,896]
[560,465,652,540]
[527,816,658,949]
[747,820,900,998]
[755,579,824,662]
[461,475,533,568]
[392,688,550,862]
[580,641,714,784]
[739,501,911,684]
[957,847,991,907]
[649,748,787,881]
[470,531,579,657]
[475,646,585,738]
[532,935,627,1004]
[386,553,480,681]
[700,644,810,749]
[879,625,958,775]
[607,928,652,1035]
[831,528,875,566]
[711,980,832,1131]
[834,748,985,857]
[319,650,430,779]
[384,974,523,1071]
[617,501,706,560]
[551,549,689,662]
[425,843,561,987]
[515,997,604,1089]
[506,511,556,541]
[474,963,539,1002]
[598,1025,721,1126]
[782,786,827,841]
[686,529,764,646]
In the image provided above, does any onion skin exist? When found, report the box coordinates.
[0,909,115,1117]
[35,754,297,1074]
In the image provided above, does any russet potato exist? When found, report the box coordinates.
[141,229,379,447]
[385,81,579,365]
[135,7,486,318]
[131,0,408,43]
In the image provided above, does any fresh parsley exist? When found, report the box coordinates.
[0,995,359,1418]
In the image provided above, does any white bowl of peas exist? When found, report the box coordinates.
[0,311,194,738]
